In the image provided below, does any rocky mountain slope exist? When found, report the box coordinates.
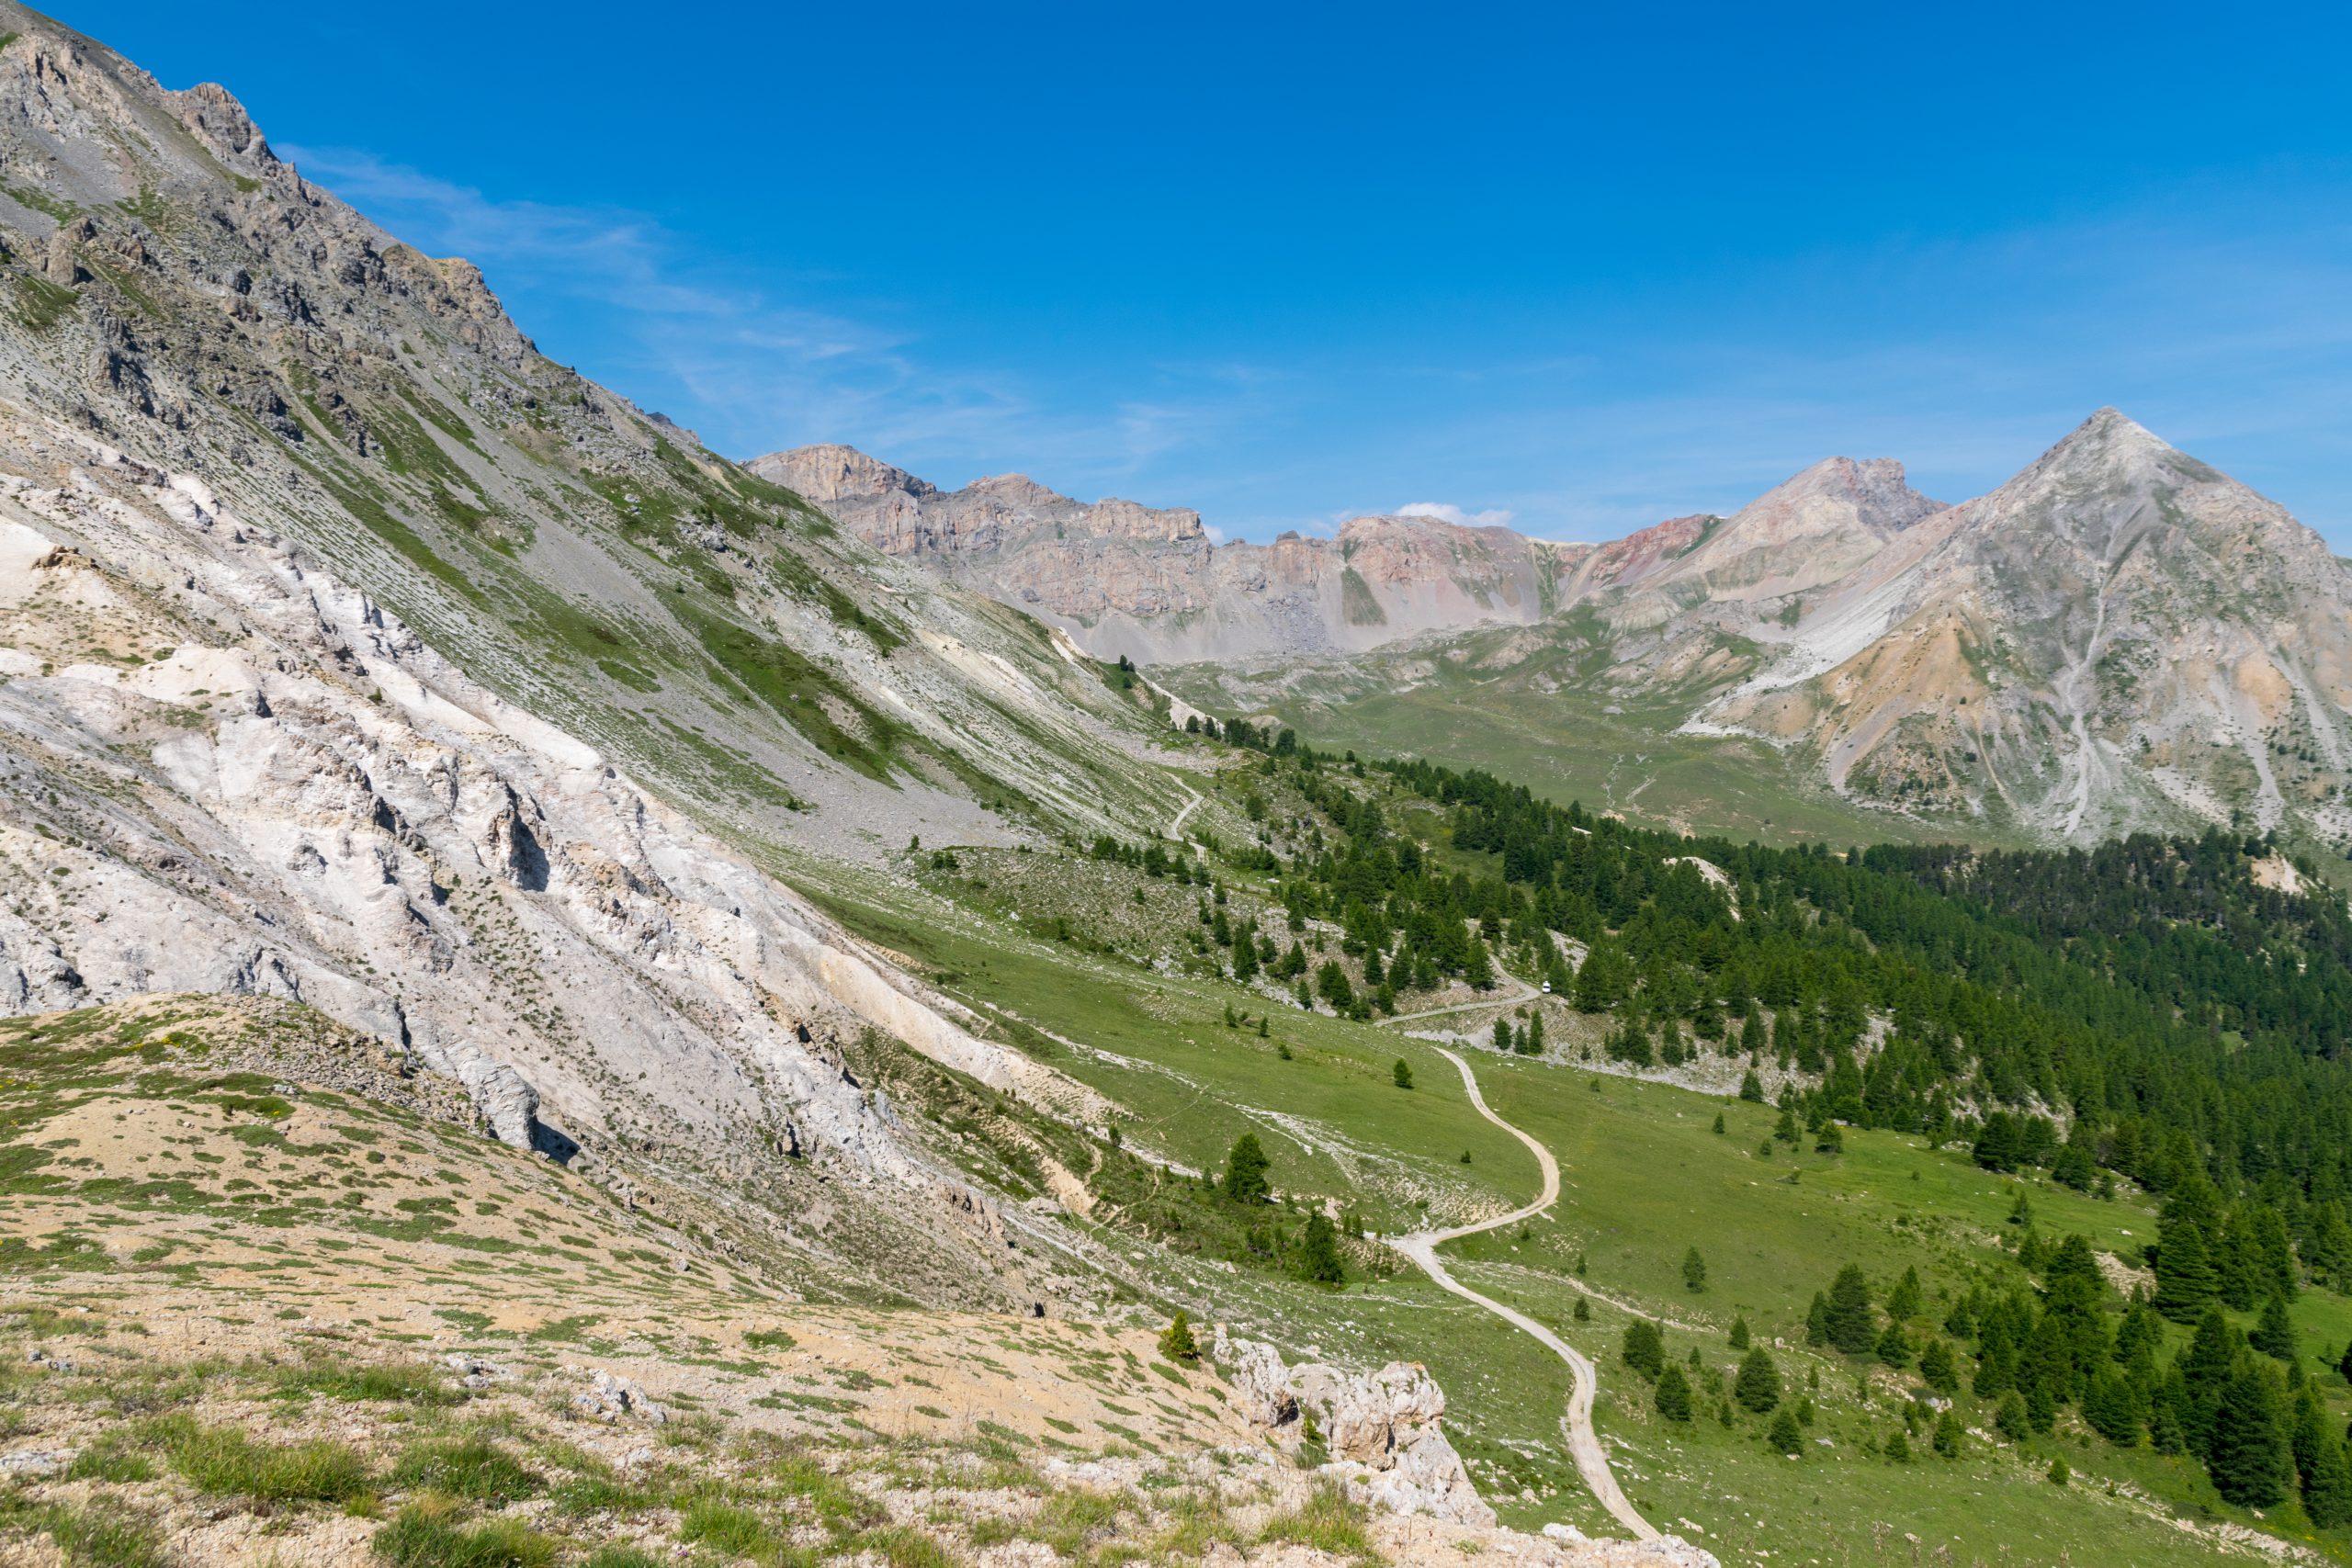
[1695,410,2352,843]
[752,444,1578,661]
[0,1,1210,1311]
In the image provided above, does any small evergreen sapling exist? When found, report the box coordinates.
[1655,1364,1694,1422]
[1622,1319,1665,1381]
[1735,1348,1782,1414]
[1224,1134,1271,1205]
[1297,1212,1346,1285]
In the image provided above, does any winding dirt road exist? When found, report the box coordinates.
[1385,1047,1658,1541]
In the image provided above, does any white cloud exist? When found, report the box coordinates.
[1396,502,1517,528]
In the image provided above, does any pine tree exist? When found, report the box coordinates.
[1622,1319,1665,1381]
[2083,1367,2146,1446]
[1885,1429,1912,1463]
[1712,1111,1726,1134]
[1231,931,1260,983]
[2181,1305,2243,1451]
[1826,1264,1877,1356]
[2253,1291,2297,1360]
[2155,1194,2221,1323]
[1729,1315,1751,1351]
[1297,1211,1346,1284]
[1917,1337,1960,1397]
[1683,1247,1708,1292]
[1224,1133,1271,1205]
[1492,1017,1514,1054]
[1739,1067,1765,1102]
[1655,1363,1694,1422]
[2047,1456,2070,1486]
[2016,1226,2047,1272]
[1876,1321,1912,1370]
[1572,1296,1590,1323]
[1767,1405,1804,1455]
[2295,1389,2352,1528]
[1995,1391,2031,1443]
[1735,1348,1781,1414]
[1805,1292,1831,1348]
[1886,1265,1923,1322]
[2040,1233,2111,1400]
[2116,1299,2165,1378]
[1933,1406,1963,1457]
[1159,1312,1200,1364]
[2210,1361,2293,1507]
[1522,1010,1544,1055]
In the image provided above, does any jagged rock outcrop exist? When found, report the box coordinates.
[1209,1326,1494,1527]
[751,446,1577,662]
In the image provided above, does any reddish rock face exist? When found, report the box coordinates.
[749,445,1580,661]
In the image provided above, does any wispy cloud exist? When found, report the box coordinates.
[277,144,1264,492]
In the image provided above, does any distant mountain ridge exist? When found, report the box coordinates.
[772,418,2352,848]
[751,442,1950,664]
[749,445,1581,661]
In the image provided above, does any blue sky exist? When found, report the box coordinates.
[71,1,2352,545]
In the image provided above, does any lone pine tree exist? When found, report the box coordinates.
[1735,1348,1782,1414]
[1223,1133,1271,1205]
[1826,1264,1877,1356]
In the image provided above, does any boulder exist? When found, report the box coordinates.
[1207,1330,1493,1528]
[452,1054,540,1148]
[574,1367,665,1424]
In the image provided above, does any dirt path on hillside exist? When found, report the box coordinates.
[1379,977,1538,1026]
[1385,1047,1658,1542]
[1169,784,1203,840]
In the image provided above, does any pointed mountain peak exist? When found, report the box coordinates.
[746,444,933,503]
[1979,409,2227,523]
[1747,456,1943,534]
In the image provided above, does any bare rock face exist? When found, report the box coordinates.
[753,444,934,505]
[1208,1329,1494,1528]
[1207,1324,1298,1428]
[752,445,1577,663]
